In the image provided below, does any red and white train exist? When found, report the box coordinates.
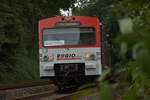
[38,16,110,90]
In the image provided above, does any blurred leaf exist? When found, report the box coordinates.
[120,42,127,58]
[137,49,150,76]
[77,82,95,91]
[98,68,111,82]
[119,18,133,34]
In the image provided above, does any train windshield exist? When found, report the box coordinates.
[43,27,95,46]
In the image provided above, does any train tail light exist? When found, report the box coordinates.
[84,53,95,60]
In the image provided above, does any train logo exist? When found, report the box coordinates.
[57,54,76,58]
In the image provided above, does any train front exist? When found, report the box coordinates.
[39,16,102,90]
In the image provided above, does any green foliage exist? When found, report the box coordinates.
[98,68,111,82]
[0,54,40,84]
[73,0,150,99]
[122,88,139,100]
[77,82,95,91]
[100,82,113,100]
[0,0,76,84]
[137,50,150,76]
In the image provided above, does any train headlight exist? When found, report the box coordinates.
[43,56,49,62]
[84,53,95,60]
[43,55,54,62]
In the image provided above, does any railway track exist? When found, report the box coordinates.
[12,86,97,100]
[0,81,98,100]
[0,81,57,100]
[53,87,97,100]
[0,81,52,90]
[13,90,57,100]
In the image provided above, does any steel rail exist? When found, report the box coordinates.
[0,81,52,90]
[13,90,57,100]
[53,87,97,100]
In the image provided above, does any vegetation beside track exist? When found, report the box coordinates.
[74,0,150,99]
[0,55,41,84]
[71,88,97,100]
[0,0,76,84]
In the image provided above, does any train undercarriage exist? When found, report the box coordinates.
[53,63,98,91]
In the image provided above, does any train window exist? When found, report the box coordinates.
[42,27,95,47]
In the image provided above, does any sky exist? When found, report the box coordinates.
[60,2,79,16]
[60,9,70,16]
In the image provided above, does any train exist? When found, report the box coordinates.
[38,16,111,90]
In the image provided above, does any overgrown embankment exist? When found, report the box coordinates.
[0,0,76,84]
[74,0,150,99]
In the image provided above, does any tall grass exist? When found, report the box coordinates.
[0,54,42,85]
